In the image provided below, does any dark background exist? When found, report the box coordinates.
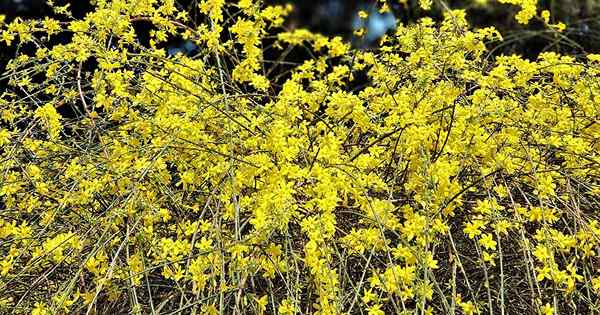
[1,0,599,60]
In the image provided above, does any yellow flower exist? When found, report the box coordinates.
[31,302,50,315]
[256,295,268,313]
[367,304,385,315]
[33,103,62,139]
[354,28,366,37]
[540,303,554,315]
[238,0,253,10]
[278,299,297,315]
[482,251,496,266]
[464,220,484,239]
[0,129,10,146]
[425,252,439,269]
[419,0,432,10]
[479,233,497,251]
[460,300,477,315]
[592,277,600,293]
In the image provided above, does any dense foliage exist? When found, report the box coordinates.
[0,0,599,314]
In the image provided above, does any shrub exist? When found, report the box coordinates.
[0,1,599,314]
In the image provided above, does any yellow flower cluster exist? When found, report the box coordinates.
[498,0,538,24]
[414,0,565,28]
[0,1,599,314]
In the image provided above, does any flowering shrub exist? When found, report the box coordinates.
[0,1,599,314]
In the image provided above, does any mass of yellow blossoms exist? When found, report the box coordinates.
[0,0,599,314]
